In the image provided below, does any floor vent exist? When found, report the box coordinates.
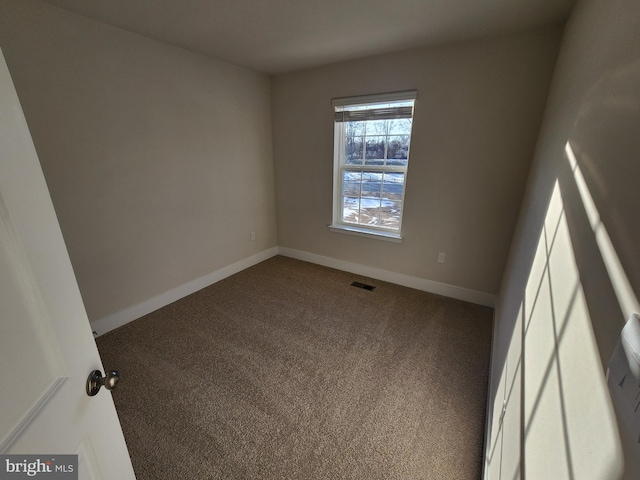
[351,281,376,291]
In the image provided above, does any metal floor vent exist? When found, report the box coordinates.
[351,281,376,291]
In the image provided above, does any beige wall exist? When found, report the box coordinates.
[7,0,639,474]
[488,0,640,477]
[0,0,277,321]
[271,27,563,296]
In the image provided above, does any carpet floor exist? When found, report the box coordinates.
[97,256,493,479]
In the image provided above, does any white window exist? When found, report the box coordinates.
[330,91,417,241]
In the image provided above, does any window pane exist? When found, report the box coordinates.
[342,196,360,224]
[342,171,362,197]
[365,136,385,164]
[365,119,388,136]
[359,195,381,226]
[345,136,363,164]
[386,135,409,166]
[388,118,412,135]
[382,173,405,201]
[361,172,383,198]
[345,121,365,136]
[380,200,402,229]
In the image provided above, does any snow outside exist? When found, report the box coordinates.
[341,117,411,230]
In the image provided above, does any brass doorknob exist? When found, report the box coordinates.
[86,370,120,396]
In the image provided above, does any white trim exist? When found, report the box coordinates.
[278,247,496,308]
[483,310,498,479]
[91,247,279,337]
[332,90,417,107]
[329,224,402,243]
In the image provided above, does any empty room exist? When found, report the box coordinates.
[1,0,640,479]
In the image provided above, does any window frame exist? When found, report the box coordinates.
[330,90,417,242]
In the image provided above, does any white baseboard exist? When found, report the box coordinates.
[278,247,496,308]
[92,245,495,337]
[91,247,279,336]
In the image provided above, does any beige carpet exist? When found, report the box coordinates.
[97,256,493,479]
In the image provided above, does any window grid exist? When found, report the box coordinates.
[333,96,415,236]
[340,169,407,230]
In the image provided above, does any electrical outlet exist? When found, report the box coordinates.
[251,231,256,241]
[438,252,446,264]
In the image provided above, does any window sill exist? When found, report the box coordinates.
[329,224,402,243]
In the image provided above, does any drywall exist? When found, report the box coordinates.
[271,27,563,296]
[487,0,640,478]
[0,0,277,322]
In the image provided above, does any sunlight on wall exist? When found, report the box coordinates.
[565,142,640,319]
[487,173,625,479]
[522,180,622,479]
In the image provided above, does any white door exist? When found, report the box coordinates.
[0,48,135,479]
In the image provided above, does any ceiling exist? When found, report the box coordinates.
[39,0,576,74]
